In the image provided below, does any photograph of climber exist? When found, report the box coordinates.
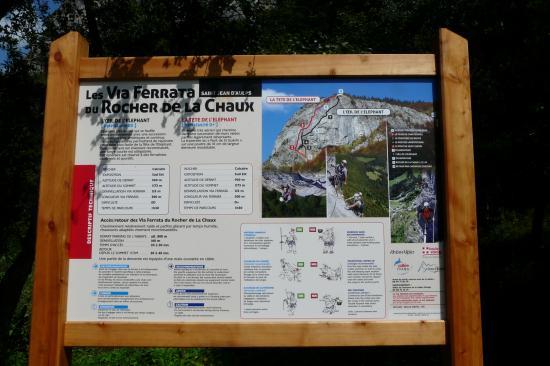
[327,149,389,218]
[389,168,439,243]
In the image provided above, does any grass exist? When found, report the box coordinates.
[71,348,222,366]
[356,156,375,164]
[366,170,381,181]
[262,187,326,218]
[390,170,421,186]
[390,205,417,243]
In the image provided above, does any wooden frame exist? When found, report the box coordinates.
[64,321,444,347]
[439,29,484,366]
[79,54,436,79]
[29,28,482,365]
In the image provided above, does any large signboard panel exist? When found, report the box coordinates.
[67,79,444,322]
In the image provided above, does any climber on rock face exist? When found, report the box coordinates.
[345,192,364,217]
[279,184,294,203]
[329,159,348,193]
[421,202,432,220]
[417,201,434,243]
[336,160,348,186]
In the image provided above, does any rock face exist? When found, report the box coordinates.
[390,170,438,243]
[262,171,326,197]
[326,155,355,217]
[326,182,356,217]
[412,170,438,242]
[265,94,432,169]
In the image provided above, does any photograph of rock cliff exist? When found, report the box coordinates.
[389,168,439,243]
[327,145,388,218]
[261,88,329,217]
[386,99,439,243]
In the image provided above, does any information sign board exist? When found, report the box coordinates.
[67,78,443,323]
[28,29,483,366]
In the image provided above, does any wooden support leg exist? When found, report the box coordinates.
[439,28,484,366]
[29,32,89,366]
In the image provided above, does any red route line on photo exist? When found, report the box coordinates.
[290,96,334,158]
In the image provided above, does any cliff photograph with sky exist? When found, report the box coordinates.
[261,80,330,217]
[261,79,436,222]
[386,83,439,243]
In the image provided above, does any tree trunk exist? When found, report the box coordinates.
[0,220,36,355]
[82,0,103,54]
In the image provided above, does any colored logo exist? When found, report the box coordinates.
[394,258,411,275]
[418,261,441,273]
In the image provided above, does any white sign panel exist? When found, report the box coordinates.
[67,79,444,322]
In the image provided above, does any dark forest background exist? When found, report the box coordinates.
[1,1,548,365]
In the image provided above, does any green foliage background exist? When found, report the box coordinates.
[262,187,326,217]
[1,0,548,364]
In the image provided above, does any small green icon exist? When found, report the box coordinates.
[297,262,304,267]
[297,293,305,299]
[296,227,303,232]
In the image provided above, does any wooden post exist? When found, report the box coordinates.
[439,28,484,366]
[29,32,89,366]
